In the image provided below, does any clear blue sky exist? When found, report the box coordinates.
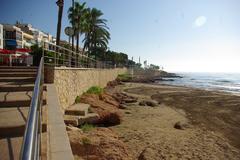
[1,0,240,72]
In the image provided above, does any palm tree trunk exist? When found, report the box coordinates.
[76,33,79,53]
[72,35,74,51]
[71,0,75,51]
[56,0,64,46]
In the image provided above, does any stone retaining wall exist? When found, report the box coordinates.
[45,67,127,111]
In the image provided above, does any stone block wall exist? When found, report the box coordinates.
[45,67,127,111]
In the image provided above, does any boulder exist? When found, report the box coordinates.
[106,79,122,88]
[68,127,133,160]
[139,100,158,107]
[125,111,132,114]
[124,98,138,103]
[174,121,190,130]
[119,104,127,109]
[103,92,138,105]
[112,92,138,104]
[139,101,147,106]
[99,93,120,107]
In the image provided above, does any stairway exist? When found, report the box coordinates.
[64,103,99,127]
[0,66,43,160]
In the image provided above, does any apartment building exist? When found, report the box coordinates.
[0,23,56,50]
[3,24,23,50]
[22,32,34,48]
[16,22,56,46]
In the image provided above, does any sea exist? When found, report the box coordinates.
[157,72,240,94]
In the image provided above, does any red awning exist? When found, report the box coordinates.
[15,48,32,53]
[0,49,14,54]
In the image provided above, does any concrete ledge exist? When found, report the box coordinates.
[44,66,127,84]
[54,66,126,70]
[47,84,74,160]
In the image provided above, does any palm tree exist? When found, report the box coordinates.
[83,8,110,57]
[68,1,87,52]
[56,0,64,46]
[71,0,74,51]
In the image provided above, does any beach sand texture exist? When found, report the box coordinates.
[111,83,240,160]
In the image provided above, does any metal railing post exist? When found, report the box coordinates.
[42,42,45,65]
[54,46,56,67]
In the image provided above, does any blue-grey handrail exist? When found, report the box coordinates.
[20,57,44,160]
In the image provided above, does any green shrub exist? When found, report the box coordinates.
[117,74,132,81]
[80,123,95,132]
[81,137,91,145]
[86,86,103,95]
[75,96,81,104]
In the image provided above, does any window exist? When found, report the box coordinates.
[5,31,16,39]
[16,31,22,41]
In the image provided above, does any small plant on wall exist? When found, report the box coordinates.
[75,96,81,103]
[85,86,103,95]
[75,86,103,104]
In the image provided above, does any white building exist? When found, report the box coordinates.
[0,24,3,49]
[3,24,23,49]
[22,32,34,48]
[16,23,56,46]
[0,23,56,50]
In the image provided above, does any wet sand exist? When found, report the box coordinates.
[111,83,240,159]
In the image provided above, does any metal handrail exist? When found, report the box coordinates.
[42,41,115,69]
[20,57,44,160]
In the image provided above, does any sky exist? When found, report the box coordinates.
[1,0,240,72]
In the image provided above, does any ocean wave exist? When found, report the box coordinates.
[159,72,240,94]
[215,80,232,83]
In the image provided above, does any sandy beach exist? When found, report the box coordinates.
[110,82,240,159]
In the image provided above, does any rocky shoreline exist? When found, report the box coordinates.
[126,70,183,83]
[65,76,240,160]
[65,80,138,159]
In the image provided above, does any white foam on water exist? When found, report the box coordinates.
[158,72,240,94]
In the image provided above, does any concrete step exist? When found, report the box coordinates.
[0,91,32,107]
[64,115,79,126]
[0,105,47,137]
[0,81,35,87]
[0,136,23,160]
[0,72,37,77]
[78,113,99,125]
[0,119,47,160]
[0,91,46,107]
[0,107,28,137]
[0,66,43,160]
[0,100,47,108]
[0,66,37,69]
[0,85,34,92]
[64,113,99,127]
[0,77,36,83]
[65,103,90,116]
[0,84,46,92]
[0,68,37,72]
